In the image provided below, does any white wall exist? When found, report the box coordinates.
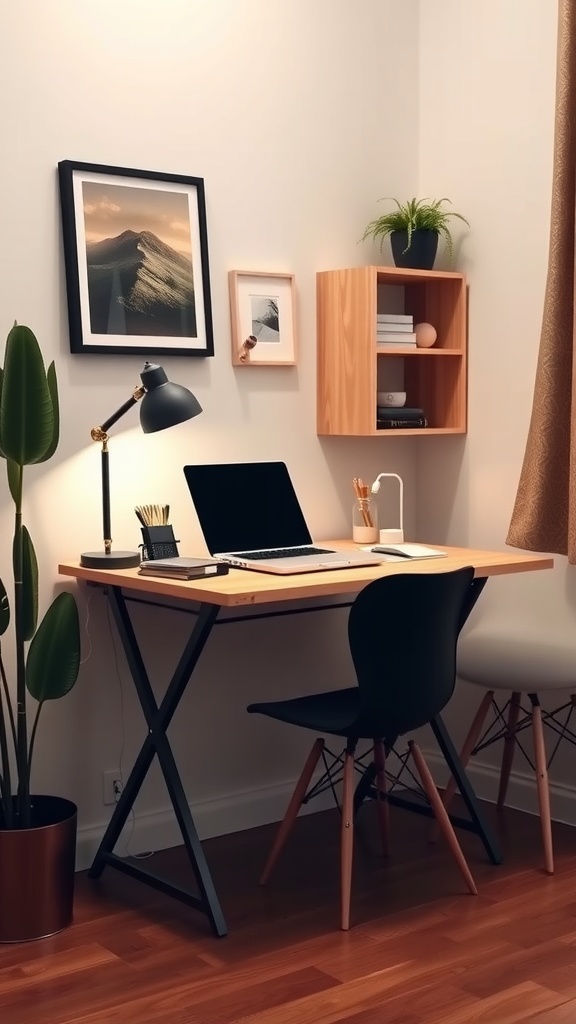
[0,0,422,862]
[2,1,568,861]
[417,2,576,813]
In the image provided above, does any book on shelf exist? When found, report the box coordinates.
[377,416,428,429]
[376,332,417,345]
[138,556,229,580]
[375,401,424,413]
[376,313,413,324]
[375,322,414,334]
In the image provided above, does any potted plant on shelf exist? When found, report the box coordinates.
[0,323,81,943]
[361,197,469,269]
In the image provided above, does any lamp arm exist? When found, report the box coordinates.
[371,473,404,531]
[89,385,145,557]
[92,385,146,439]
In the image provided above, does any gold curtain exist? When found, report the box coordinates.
[506,0,576,561]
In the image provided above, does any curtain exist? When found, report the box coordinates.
[506,0,576,561]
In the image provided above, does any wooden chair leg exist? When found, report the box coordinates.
[497,691,521,809]
[340,749,356,931]
[409,741,477,896]
[373,739,390,858]
[531,701,554,875]
[260,737,324,885]
[429,689,493,843]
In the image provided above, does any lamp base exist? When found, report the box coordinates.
[379,528,404,545]
[80,550,140,569]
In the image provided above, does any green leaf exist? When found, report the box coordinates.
[7,458,21,506]
[16,526,38,641]
[0,579,10,636]
[0,325,54,466]
[0,367,4,459]
[33,362,60,464]
[26,592,80,702]
[360,196,470,254]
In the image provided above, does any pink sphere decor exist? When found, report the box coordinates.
[415,322,437,348]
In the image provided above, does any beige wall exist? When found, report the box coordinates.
[0,0,421,863]
[417,1,576,815]
[1,0,569,860]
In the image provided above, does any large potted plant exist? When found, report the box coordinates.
[361,197,469,269]
[0,323,81,942]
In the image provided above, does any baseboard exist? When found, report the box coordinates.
[75,777,336,871]
[76,750,576,872]
[424,748,576,827]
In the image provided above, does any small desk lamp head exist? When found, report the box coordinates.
[81,362,202,570]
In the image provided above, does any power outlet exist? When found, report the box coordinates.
[102,770,123,805]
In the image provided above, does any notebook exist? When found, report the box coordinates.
[183,462,387,575]
[370,543,447,560]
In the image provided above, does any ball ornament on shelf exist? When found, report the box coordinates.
[415,322,437,348]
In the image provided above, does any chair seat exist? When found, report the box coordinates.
[458,632,576,692]
[247,687,360,736]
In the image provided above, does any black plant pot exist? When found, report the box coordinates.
[390,229,439,270]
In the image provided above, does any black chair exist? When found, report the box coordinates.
[247,567,478,930]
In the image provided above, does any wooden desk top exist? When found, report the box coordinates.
[59,543,554,609]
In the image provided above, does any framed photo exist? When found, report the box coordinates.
[229,271,297,366]
[58,160,214,356]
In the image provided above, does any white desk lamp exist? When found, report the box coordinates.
[371,473,404,544]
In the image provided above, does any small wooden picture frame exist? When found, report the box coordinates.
[229,270,297,366]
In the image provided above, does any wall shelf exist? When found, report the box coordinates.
[316,265,468,436]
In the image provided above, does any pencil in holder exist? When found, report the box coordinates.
[140,525,180,561]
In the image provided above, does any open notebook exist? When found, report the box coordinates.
[183,462,386,575]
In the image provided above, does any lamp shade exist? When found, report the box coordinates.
[139,362,202,434]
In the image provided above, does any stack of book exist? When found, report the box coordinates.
[376,313,416,348]
[377,406,427,429]
[138,556,229,580]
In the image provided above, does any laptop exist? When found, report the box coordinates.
[183,462,387,574]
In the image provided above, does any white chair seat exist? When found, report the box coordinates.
[458,633,576,692]
[442,628,576,876]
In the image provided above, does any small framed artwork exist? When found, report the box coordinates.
[229,270,297,366]
[58,160,214,356]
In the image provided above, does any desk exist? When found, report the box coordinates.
[59,543,553,937]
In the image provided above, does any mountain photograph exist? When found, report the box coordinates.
[86,228,197,337]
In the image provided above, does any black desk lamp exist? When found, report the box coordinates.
[81,361,202,569]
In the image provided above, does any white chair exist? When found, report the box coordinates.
[440,629,576,874]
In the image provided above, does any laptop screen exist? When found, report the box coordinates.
[183,462,313,554]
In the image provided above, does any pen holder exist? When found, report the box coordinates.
[352,497,378,544]
[140,525,180,561]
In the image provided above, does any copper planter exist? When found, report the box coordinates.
[0,795,77,942]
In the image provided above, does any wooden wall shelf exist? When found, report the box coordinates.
[316,265,467,436]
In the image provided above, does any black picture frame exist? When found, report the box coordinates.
[58,160,214,356]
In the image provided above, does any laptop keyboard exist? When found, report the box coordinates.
[229,546,336,560]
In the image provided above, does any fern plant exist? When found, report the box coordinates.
[0,324,81,831]
[361,197,469,263]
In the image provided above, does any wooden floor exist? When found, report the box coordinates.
[3,798,576,1023]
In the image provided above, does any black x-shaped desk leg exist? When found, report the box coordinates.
[88,586,228,937]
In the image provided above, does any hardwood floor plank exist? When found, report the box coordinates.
[526,1000,576,1022]
[0,800,575,1024]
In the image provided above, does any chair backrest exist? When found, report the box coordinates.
[347,566,475,740]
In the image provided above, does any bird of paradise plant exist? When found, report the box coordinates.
[0,323,81,830]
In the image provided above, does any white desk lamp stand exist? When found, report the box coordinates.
[371,473,404,545]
